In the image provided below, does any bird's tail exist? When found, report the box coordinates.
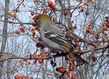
[72,53,88,66]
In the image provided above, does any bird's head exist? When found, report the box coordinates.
[36,14,54,26]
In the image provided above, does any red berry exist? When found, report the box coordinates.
[92,56,97,62]
[69,66,74,71]
[32,16,38,21]
[106,22,109,28]
[72,74,76,79]
[38,55,43,63]
[73,24,77,30]
[32,22,38,26]
[94,32,99,39]
[32,32,35,37]
[21,75,26,79]
[35,27,40,31]
[15,75,20,79]
[19,27,25,33]
[15,31,20,34]
[48,1,57,11]
[59,67,65,73]
[86,25,93,34]
[30,75,33,79]
[31,27,35,32]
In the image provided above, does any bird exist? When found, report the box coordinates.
[36,14,88,65]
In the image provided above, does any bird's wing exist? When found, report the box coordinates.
[44,31,68,46]
[43,24,74,49]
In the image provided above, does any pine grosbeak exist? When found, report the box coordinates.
[36,14,88,65]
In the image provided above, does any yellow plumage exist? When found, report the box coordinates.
[37,14,54,25]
